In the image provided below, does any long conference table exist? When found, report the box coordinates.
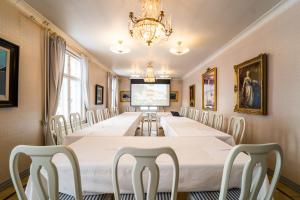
[26,112,269,199]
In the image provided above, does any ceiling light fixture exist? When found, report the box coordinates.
[110,40,130,54]
[170,41,190,55]
[128,0,173,46]
[144,62,156,83]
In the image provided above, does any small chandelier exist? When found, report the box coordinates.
[110,40,130,54]
[170,41,190,55]
[144,63,156,83]
[129,0,173,46]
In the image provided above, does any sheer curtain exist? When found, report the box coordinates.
[43,30,66,145]
[81,55,90,112]
[107,72,118,109]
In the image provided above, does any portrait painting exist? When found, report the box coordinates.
[170,91,178,102]
[95,84,104,105]
[189,85,195,107]
[0,38,19,108]
[202,68,217,111]
[234,54,267,115]
[120,91,131,102]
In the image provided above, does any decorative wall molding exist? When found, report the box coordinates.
[183,0,299,79]
[8,0,115,74]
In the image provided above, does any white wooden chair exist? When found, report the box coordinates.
[10,145,109,200]
[69,113,82,133]
[104,108,110,119]
[125,106,136,112]
[193,109,201,121]
[112,147,179,200]
[49,115,68,145]
[189,143,283,200]
[200,111,209,125]
[188,108,195,119]
[10,145,82,199]
[86,110,96,126]
[179,107,184,116]
[227,116,246,145]
[96,109,105,122]
[182,107,188,117]
[211,112,223,131]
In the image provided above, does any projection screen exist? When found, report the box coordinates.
[131,82,170,106]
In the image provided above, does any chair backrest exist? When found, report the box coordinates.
[96,109,105,122]
[179,107,184,116]
[193,109,201,121]
[200,111,209,125]
[104,108,110,119]
[86,110,96,126]
[69,113,82,133]
[211,112,223,131]
[112,147,179,200]
[219,143,283,200]
[9,145,83,200]
[227,116,246,144]
[125,107,135,112]
[49,115,68,145]
[188,108,195,119]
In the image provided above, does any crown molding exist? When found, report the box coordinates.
[8,0,114,74]
[183,0,298,79]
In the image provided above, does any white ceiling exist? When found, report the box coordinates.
[25,0,281,78]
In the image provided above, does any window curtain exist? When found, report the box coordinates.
[43,30,66,145]
[107,72,112,108]
[111,76,119,108]
[81,55,90,111]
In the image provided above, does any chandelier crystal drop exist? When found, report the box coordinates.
[129,0,173,46]
[144,63,156,83]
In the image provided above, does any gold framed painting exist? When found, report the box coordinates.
[234,54,267,115]
[120,91,131,102]
[202,68,217,111]
[170,91,178,102]
[189,85,195,107]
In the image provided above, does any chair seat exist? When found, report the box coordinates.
[190,188,241,200]
[120,192,171,200]
[59,192,110,200]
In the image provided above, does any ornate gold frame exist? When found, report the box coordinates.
[120,91,131,102]
[170,91,178,102]
[189,84,195,107]
[234,54,267,115]
[202,67,217,111]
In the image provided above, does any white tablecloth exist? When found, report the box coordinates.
[26,136,267,199]
[160,116,235,146]
[63,112,142,145]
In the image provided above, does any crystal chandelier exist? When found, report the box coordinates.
[144,63,156,83]
[110,40,130,54]
[128,0,173,46]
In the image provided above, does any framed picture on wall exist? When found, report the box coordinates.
[234,54,267,115]
[189,85,195,107]
[202,67,217,111]
[170,91,178,102]
[95,84,104,105]
[120,91,130,102]
[0,38,19,108]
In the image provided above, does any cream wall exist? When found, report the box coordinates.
[119,77,182,112]
[0,0,44,182]
[182,2,300,185]
[88,62,107,109]
[0,0,109,184]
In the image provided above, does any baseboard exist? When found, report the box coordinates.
[0,168,29,192]
[268,169,300,193]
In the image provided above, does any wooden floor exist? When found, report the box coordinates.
[0,177,299,200]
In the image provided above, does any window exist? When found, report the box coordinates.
[56,51,83,119]
[111,76,117,108]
